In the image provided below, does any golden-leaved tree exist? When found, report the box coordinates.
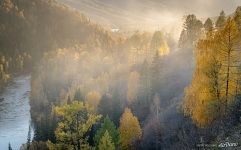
[98,130,115,150]
[183,17,241,127]
[119,108,142,149]
[48,101,101,150]
[85,91,101,110]
[218,18,241,114]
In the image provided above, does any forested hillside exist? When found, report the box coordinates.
[0,0,117,89]
[26,1,193,149]
[183,7,241,145]
[1,0,241,149]
[27,2,241,150]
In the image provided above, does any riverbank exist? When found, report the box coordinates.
[0,72,31,93]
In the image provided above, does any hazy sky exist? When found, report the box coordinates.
[102,0,240,15]
[68,0,241,16]
[60,0,241,38]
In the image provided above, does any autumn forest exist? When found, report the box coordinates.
[1,0,241,150]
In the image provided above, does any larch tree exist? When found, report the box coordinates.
[98,131,115,150]
[48,101,101,150]
[119,108,142,150]
[183,32,221,127]
[85,90,101,110]
[217,18,241,115]
[183,17,241,127]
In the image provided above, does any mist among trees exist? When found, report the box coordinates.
[1,0,241,149]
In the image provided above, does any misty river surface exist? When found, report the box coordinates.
[0,75,32,150]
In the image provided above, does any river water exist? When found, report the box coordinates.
[0,75,32,150]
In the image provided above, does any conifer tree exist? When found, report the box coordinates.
[98,131,115,150]
[150,31,169,56]
[132,60,151,122]
[127,71,140,104]
[67,95,71,104]
[85,91,101,110]
[183,33,222,126]
[234,6,241,33]
[183,17,241,127]
[218,18,241,114]
[150,50,163,96]
[216,10,226,28]
[204,18,214,32]
[94,116,119,146]
[178,14,203,48]
[119,108,142,149]
[73,88,83,101]
[27,125,31,150]
[8,142,12,150]
[97,94,122,125]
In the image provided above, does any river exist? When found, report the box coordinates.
[0,75,32,150]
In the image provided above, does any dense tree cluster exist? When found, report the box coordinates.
[48,101,101,150]
[29,32,190,150]
[181,8,241,148]
[0,53,31,88]
[178,14,203,49]
[183,15,241,127]
[6,0,240,149]
[27,4,196,148]
[0,0,120,89]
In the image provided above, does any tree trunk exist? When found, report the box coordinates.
[225,26,232,115]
